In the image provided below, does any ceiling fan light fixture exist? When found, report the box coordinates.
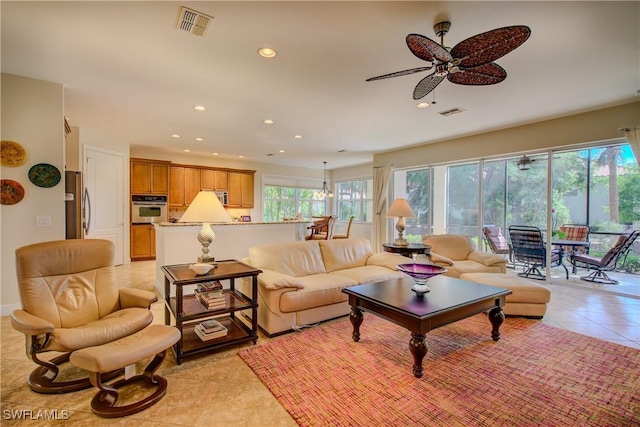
[517,155,534,170]
[416,102,429,108]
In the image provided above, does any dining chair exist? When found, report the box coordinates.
[508,225,560,280]
[306,216,337,240]
[333,216,354,239]
[569,230,639,284]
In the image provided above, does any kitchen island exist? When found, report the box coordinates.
[154,220,308,297]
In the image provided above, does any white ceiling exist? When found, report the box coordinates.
[2,1,638,170]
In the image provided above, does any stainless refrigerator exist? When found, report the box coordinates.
[65,171,83,239]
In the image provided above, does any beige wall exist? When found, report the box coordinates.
[1,73,65,313]
[374,101,640,168]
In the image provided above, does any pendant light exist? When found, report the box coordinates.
[317,161,334,198]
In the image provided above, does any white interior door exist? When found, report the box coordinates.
[83,146,125,265]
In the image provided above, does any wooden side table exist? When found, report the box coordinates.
[162,260,262,364]
[382,243,431,259]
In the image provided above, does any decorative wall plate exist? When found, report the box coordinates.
[1,179,25,205]
[28,163,61,188]
[1,140,27,167]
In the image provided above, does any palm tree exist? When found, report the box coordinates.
[595,146,622,223]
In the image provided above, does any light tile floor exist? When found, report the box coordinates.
[1,261,638,425]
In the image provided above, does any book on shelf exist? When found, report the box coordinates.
[195,290,226,309]
[193,323,228,341]
[200,319,225,332]
[196,281,223,293]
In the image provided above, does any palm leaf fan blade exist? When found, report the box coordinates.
[451,26,531,68]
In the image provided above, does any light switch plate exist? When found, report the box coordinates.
[36,216,51,227]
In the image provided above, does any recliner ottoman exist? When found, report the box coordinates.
[459,272,551,319]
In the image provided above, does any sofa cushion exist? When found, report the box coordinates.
[422,234,474,261]
[279,274,356,313]
[319,238,372,272]
[249,240,326,277]
[330,266,404,285]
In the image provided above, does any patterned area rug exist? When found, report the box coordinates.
[239,314,640,426]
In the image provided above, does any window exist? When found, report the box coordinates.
[263,186,326,221]
[336,178,373,222]
[392,168,431,243]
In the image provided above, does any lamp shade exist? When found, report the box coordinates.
[386,198,415,218]
[179,191,231,223]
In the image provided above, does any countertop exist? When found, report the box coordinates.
[156,220,308,227]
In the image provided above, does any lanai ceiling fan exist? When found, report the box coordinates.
[366,21,531,100]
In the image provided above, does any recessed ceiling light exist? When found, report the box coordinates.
[183,149,190,153]
[417,102,430,108]
[238,155,244,159]
[193,105,206,111]
[279,150,285,153]
[263,119,274,125]
[258,47,276,58]
[171,134,180,138]
[294,134,302,139]
[195,137,203,141]
[212,152,219,156]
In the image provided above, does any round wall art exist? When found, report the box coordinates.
[1,140,27,167]
[28,163,62,188]
[1,179,25,205]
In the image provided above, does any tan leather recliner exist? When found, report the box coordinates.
[421,234,507,278]
[11,239,157,394]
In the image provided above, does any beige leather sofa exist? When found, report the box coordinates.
[421,234,507,278]
[238,238,405,336]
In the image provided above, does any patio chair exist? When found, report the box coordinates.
[482,225,511,260]
[559,224,590,255]
[569,230,639,284]
[508,225,560,280]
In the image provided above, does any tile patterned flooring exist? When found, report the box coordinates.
[1,260,638,425]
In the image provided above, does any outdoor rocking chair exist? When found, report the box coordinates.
[569,230,639,284]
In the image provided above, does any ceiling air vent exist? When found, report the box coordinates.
[438,107,465,117]
[175,6,213,37]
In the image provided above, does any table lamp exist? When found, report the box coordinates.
[179,191,231,265]
[387,198,415,246]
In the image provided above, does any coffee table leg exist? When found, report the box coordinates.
[349,307,363,342]
[488,306,505,341]
[409,334,427,378]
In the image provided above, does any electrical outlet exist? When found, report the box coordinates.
[36,216,51,227]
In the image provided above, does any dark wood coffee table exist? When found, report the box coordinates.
[342,276,512,378]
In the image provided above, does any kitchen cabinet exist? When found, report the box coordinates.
[131,224,156,260]
[201,169,228,191]
[227,171,255,208]
[130,159,169,195]
[169,166,201,206]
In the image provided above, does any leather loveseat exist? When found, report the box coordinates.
[238,238,405,336]
[421,234,507,278]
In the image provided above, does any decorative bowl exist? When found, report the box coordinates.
[397,263,447,295]
[189,263,214,275]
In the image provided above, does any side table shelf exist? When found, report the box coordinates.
[162,260,262,365]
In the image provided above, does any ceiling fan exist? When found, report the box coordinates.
[366,21,531,100]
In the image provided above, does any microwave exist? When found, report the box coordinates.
[131,195,168,224]
[215,191,228,206]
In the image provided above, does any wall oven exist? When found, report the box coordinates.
[131,195,168,224]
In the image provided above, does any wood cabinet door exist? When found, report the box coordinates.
[131,161,151,194]
[185,167,201,205]
[241,172,254,208]
[169,166,185,206]
[214,170,228,190]
[150,163,169,194]
[227,171,242,207]
[131,224,153,259]
[201,169,228,191]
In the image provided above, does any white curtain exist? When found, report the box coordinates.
[625,127,639,167]
[372,165,391,251]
